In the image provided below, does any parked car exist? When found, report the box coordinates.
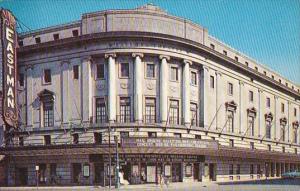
[282,171,300,179]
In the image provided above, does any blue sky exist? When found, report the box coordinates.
[1,0,299,84]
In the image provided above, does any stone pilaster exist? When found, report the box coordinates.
[182,59,192,125]
[159,55,170,123]
[132,53,144,122]
[105,53,117,122]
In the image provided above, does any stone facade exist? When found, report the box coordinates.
[0,4,299,186]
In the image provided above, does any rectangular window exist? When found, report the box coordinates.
[227,111,234,133]
[96,98,106,123]
[190,103,197,126]
[119,97,131,122]
[44,69,51,83]
[174,133,181,138]
[267,144,271,151]
[94,132,102,144]
[266,97,271,108]
[282,146,285,153]
[195,135,201,139]
[191,71,197,85]
[53,33,59,40]
[120,131,129,138]
[72,30,79,37]
[281,103,285,113]
[229,164,234,175]
[96,64,104,79]
[210,76,214,88]
[295,148,297,154]
[120,63,129,77]
[249,91,254,102]
[210,44,215,49]
[146,64,155,78]
[50,163,57,176]
[235,56,238,61]
[43,100,54,127]
[223,50,227,56]
[250,142,254,150]
[236,164,240,175]
[73,65,79,79]
[294,108,297,117]
[293,129,298,144]
[250,164,254,174]
[229,139,234,147]
[19,137,24,146]
[44,135,51,145]
[169,100,179,125]
[228,83,233,95]
[170,67,178,81]
[19,73,24,87]
[280,124,285,142]
[248,116,255,136]
[148,132,157,138]
[73,133,79,144]
[35,37,41,44]
[266,120,271,139]
[145,98,156,123]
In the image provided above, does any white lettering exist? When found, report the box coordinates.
[6,75,14,86]
[6,27,14,43]
[7,52,14,65]
[7,42,14,54]
[7,87,14,98]
[7,98,14,109]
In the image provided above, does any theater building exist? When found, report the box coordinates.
[0,4,300,186]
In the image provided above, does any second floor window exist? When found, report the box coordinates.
[44,135,51,145]
[120,97,131,122]
[227,111,234,133]
[96,98,106,123]
[44,69,51,83]
[293,128,298,144]
[294,108,297,117]
[73,65,79,79]
[266,120,272,139]
[280,123,286,142]
[43,100,54,127]
[210,76,214,88]
[190,103,197,126]
[94,132,102,144]
[248,116,255,136]
[281,103,285,113]
[228,82,233,95]
[96,64,104,79]
[169,100,179,125]
[120,63,129,77]
[191,71,197,85]
[145,98,156,123]
[73,134,79,144]
[170,67,178,81]
[146,64,155,78]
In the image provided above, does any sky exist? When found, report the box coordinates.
[1,0,299,84]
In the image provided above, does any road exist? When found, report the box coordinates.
[0,179,300,191]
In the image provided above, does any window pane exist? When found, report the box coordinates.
[44,69,51,83]
[121,63,129,77]
[146,64,155,78]
[96,98,106,123]
[73,65,79,79]
[97,64,104,79]
[171,67,178,81]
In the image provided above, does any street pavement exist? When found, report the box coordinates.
[0,179,300,191]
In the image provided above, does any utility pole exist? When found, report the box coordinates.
[115,135,120,188]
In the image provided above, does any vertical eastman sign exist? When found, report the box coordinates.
[0,9,18,127]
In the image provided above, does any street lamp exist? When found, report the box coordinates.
[114,135,120,188]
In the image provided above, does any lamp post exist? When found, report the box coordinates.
[114,135,120,188]
[35,165,39,189]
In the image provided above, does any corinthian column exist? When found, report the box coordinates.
[159,55,170,123]
[105,53,117,122]
[182,59,191,125]
[133,53,144,122]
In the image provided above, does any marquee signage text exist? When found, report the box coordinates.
[1,9,18,127]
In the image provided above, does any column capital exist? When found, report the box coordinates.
[104,53,117,59]
[132,53,144,58]
[274,95,279,100]
[81,56,93,63]
[239,80,244,85]
[159,55,170,61]
[60,59,70,66]
[183,59,192,65]
[25,64,34,71]
[216,71,222,77]
[258,89,264,93]
[203,65,210,72]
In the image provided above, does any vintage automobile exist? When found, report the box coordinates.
[282,171,300,179]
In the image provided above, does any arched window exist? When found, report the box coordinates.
[247,107,257,136]
[38,89,55,127]
[225,101,237,133]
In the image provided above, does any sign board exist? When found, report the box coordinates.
[0,9,18,127]
[121,137,219,149]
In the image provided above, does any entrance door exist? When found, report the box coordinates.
[209,163,216,181]
[72,163,81,184]
[146,166,156,183]
[172,163,182,182]
[265,163,270,177]
[38,164,46,184]
[16,168,28,186]
[94,163,104,185]
[193,163,199,181]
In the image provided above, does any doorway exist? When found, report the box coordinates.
[146,165,156,183]
[16,168,28,186]
[38,164,46,184]
[72,163,81,184]
[94,163,104,185]
[193,163,200,181]
[209,163,216,181]
[172,163,182,182]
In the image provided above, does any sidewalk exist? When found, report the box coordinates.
[0,182,215,191]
